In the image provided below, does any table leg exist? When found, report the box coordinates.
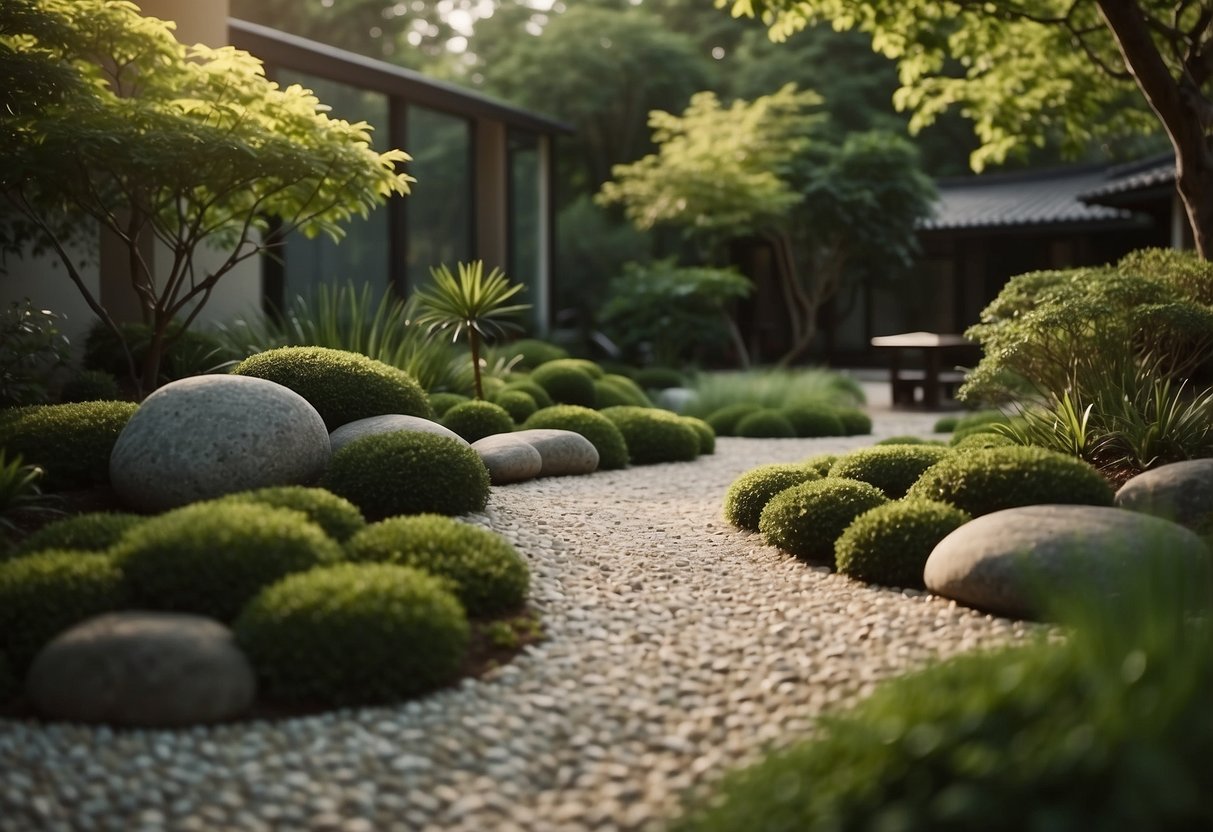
[923,349,941,409]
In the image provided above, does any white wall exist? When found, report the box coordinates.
[2,239,102,352]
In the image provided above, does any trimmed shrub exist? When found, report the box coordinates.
[0,549,129,670]
[933,415,959,433]
[952,431,1018,451]
[594,374,651,408]
[734,409,797,438]
[502,379,554,410]
[600,406,700,465]
[948,409,1011,443]
[522,405,629,470]
[530,362,597,407]
[491,389,538,424]
[0,652,15,704]
[231,346,432,430]
[907,446,1115,517]
[0,401,138,490]
[59,370,123,404]
[112,502,342,621]
[759,478,889,563]
[321,431,491,520]
[835,408,873,436]
[705,403,761,436]
[7,512,144,561]
[680,416,715,455]
[480,376,507,399]
[829,444,953,499]
[345,514,528,617]
[723,463,821,532]
[234,563,469,705]
[835,499,971,588]
[441,400,515,443]
[778,404,846,438]
[874,435,937,446]
[217,487,366,543]
[542,358,605,380]
[428,392,469,418]
[802,453,840,476]
[494,338,569,370]
[633,366,686,390]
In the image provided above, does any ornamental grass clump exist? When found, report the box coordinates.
[759,478,888,563]
[6,512,144,561]
[0,401,138,490]
[521,405,629,470]
[834,499,970,588]
[600,406,700,465]
[321,432,490,520]
[234,563,470,706]
[113,502,342,622]
[734,409,797,438]
[829,444,953,499]
[530,362,598,407]
[441,400,516,442]
[345,514,529,617]
[723,463,821,532]
[217,487,366,543]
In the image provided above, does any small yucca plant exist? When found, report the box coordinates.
[412,261,530,399]
[0,451,63,549]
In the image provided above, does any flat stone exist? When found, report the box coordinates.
[511,429,599,477]
[330,414,468,454]
[652,388,697,413]
[471,434,543,485]
[1115,459,1213,533]
[924,504,1210,620]
[25,612,255,727]
[110,375,330,511]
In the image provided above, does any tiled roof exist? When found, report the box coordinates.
[1079,156,1175,202]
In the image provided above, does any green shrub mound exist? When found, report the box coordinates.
[948,409,1011,442]
[828,444,953,499]
[600,406,700,465]
[345,514,529,617]
[705,403,761,436]
[427,392,469,418]
[521,405,629,470]
[907,446,1115,517]
[802,453,839,476]
[83,321,240,384]
[759,478,889,563]
[835,499,971,588]
[723,463,821,532]
[112,502,342,621]
[502,380,554,410]
[321,431,490,520]
[230,346,432,430]
[778,404,846,438]
[491,389,538,424]
[632,366,686,390]
[0,549,129,670]
[0,401,137,490]
[530,362,597,408]
[542,357,605,380]
[0,652,15,704]
[734,409,797,438]
[217,486,366,543]
[834,408,873,436]
[952,431,1018,451]
[495,338,568,370]
[7,512,144,561]
[234,563,470,706]
[680,416,715,455]
[594,375,651,409]
[933,414,959,433]
[874,434,936,446]
[59,370,123,404]
[441,400,516,443]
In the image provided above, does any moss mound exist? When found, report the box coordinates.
[835,408,873,436]
[113,502,342,621]
[0,549,129,670]
[948,410,1012,443]
[705,403,761,436]
[778,404,846,438]
[759,478,889,563]
[723,463,821,532]
[734,409,797,438]
[217,486,366,543]
[522,405,629,470]
[345,514,529,617]
[441,400,516,442]
[600,405,700,465]
[632,366,687,390]
[543,358,605,379]
[933,414,959,433]
[530,362,597,407]
[7,512,144,561]
[0,401,138,490]
[835,499,971,588]
[680,416,715,455]
[491,389,538,424]
[321,431,490,520]
[502,379,554,410]
[907,446,1115,516]
[593,375,651,408]
[829,444,953,499]
[952,431,1019,451]
[234,563,469,706]
[231,346,432,430]
[874,435,938,446]
[495,338,569,370]
[802,453,840,476]
[427,392,470,418]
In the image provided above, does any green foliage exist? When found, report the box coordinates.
[428,392,470,418]
[593,376,652,409]
[544,358,605,380]
[321,431,491,520]
[0,401,137,490]
[0,300,70,408]
[216,487,366,544]
[112,502,342,622]
[952,432,1019,451]
[759,478,889,562]
[632,367,687,390]
[441,400,516,443]
[834,408,873,436]
[933,415,959,433]
[0,451,61,547]
[734,409,797,438]
[907,446,1115,517]
[802,453,840,476]
[7,511,142,561]
[1120,247,1213,306]
[600,406,701,465]
[777,404,846,438]
[521,405,629,470]
[948,410,1011,444]
[491,389,538,424]
[487,338,568,371]
[0,548,128,670]
[530,362,598,408]
[723,463,821,533]
[684,369,864,420]
[680,416,716,455]
[502,379,554,410]
[83,320,239,387]
[829,444,953,499]
[58,370,122,404]
[344,514,529,617]
[234,563,469,706]
[705,403,762,436]
[874,435,938,446]
[835,499,970,588]
[231,346,432,431]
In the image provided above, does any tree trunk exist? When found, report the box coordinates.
[469,328,484,399]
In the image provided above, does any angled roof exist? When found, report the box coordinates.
[1079,154,1175,204]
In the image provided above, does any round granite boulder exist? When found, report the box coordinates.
[109,375,330,512]
[471,434,544,484]
[329,414,468,454]
[25,612,255,727]
[1115,459,1213,535]
[511,429,600,477]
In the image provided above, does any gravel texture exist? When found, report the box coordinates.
[0,403,1035,832]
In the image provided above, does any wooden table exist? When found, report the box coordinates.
[869,331,974,409]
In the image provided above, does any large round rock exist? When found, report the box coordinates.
[110,375,330,511]
[924,504,1210,620]
[512,429,599,477]
[25,612,255,727]
[1115,459,1213,533]
[330,414,468,454]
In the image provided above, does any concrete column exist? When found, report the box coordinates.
[475,118,508,272]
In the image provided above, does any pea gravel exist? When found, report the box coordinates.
[0,407,1035,832]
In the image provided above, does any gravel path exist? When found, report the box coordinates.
[0,404,1035,832]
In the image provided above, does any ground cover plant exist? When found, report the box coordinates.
[681,369,869,437]
[0,401,138,490]
[829,444,952,499]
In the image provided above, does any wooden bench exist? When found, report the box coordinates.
[891,369,967,406]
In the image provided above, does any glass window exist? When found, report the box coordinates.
[405,106,473,289]
[508,130,543,332]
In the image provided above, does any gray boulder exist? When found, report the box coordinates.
[471,434,543,484]
[653,387,697,414]
[110,375,329,511]
[924,504,1210,620]
[330,414,468,454]
[26,612,255,727]
[512,429,600,477]
[1115,459,1213,533]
